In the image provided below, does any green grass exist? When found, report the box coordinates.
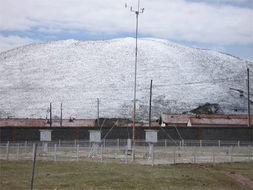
[0,160,252,190]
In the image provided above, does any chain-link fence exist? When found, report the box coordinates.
[0,139,252,165]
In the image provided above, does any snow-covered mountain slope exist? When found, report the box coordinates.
[0,38,252,120]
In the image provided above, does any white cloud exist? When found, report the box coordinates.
[142,0,253,44]
[0,0,252,45]
[218,0,248,3]
[0,35,37,53]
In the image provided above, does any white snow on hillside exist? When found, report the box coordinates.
[0,38,252,120]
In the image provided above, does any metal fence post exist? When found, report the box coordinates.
[117,139,120,153]
[101,143,103,163]
[125,145,128,164]
[173,148,176,164]
[151,143,154,166]
[6,141,10,160]
[103,139,106,149]
[212,148,215,164]
[248,148,251,162]
[32,143,36,161]
[43,142,48,154]
[218,140,221,147]
[230,147,233,162]
[16,143,20,160]
[76,144,79,162]
[5,139,252,165]
[54,144,57,162]
[193,149,196,164]
[25,141,27,153]
[237,141,240,147]
[165,139,167,149]
[132,141,135,162]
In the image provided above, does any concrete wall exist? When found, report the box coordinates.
[0,127,252,142]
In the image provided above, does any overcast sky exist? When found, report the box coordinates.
[0,0,252,60]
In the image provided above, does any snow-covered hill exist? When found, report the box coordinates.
[0,38,252,120]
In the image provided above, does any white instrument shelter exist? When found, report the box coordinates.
[39,130,52,142]
[145,130,158,143]
[89,130,101,143]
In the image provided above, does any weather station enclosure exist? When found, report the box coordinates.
[89,130,101,143]
[39,130,52,153]
[88,130,101,158]
[127,138,132,151]
[145,130,158,143]
[39,130,52,142]
[145,130,158,166]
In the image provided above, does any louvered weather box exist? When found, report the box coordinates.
[39,130,52,153]
[145,130,158,143]
[39,130,52,142]
[89,130,101,143]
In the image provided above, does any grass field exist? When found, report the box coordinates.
[0,160,253,190]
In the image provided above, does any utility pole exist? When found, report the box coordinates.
[60,103,63,127]
[97,98,100,127]
[50,103,52,127]
[149,80,153,127]
[127,0,144,159]
[247,68,251,127]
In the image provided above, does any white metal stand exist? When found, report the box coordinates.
[147,143,154,166]
[88,143,100,158]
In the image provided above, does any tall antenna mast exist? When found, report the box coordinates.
[247,68,251,127]
[126,0,144,160]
